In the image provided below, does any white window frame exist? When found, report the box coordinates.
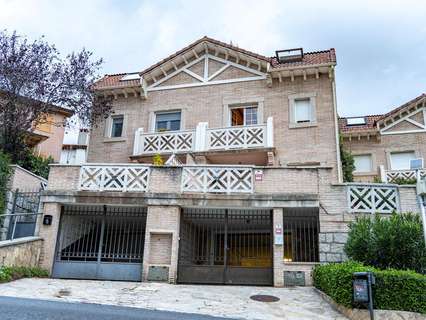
[154,110,182,132]
[389,151,417,170]
[228,104,259,126]
[222,97,264,127]
[104,114,126,141]
[353,154,374,174]
[288,93,317,128]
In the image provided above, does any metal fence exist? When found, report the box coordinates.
[0,189,42,241]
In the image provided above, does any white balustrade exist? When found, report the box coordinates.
[207,124,267,150]
[137,130,195,155]
[79,165,150,192]
[348,184,399,214]
[385,169,426,183]
[182,166,253,194]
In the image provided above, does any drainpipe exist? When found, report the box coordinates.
[331,67,343,183]
[416,170,426,244]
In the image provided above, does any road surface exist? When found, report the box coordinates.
[0,296,233,320]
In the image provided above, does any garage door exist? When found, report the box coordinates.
[52,205,147,281]
[178,208,273,285]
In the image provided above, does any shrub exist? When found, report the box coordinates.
[17,149,53,179]
[0,150,12,214]
[313,261,426,314]
[344,213,426,273]
[0,266,48,283]
[340,137,355,182]
[391,177,417,185]
[152,153,164,166]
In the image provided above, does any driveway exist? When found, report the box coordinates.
[0,278,347,320]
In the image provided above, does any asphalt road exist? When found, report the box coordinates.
[0,296,233,320]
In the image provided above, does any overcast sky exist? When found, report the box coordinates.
[1,0,425,117]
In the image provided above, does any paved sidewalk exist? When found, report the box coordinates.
[0,278,347,320]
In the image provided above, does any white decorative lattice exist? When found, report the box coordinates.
[348,185,399,214]
[79,165,150,192]
[207,125,266,150]
[182,166,253,194]
[386,169,426,183]
[141,131,194,154]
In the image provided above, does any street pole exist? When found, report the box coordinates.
[416,170,426,244]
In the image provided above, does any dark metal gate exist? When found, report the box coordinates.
[178,208,273,285]
[53,205,147,281]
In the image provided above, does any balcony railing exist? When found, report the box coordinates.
[379,165,426,183]
[347,183,399,214]
[181,166,253,194]
[79,164,150,192]
[133,117,273,156]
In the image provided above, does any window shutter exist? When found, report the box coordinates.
[104,117,111,137]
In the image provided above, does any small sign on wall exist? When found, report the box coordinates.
[254,170,263,181]
[274,223,283,245]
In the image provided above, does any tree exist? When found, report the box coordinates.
[340,136,355,182]
[344,213,426,273]
[0,30,112,162]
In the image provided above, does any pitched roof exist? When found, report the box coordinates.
[338,115,381,134]
[94,36,336,90]
[270,49,336,69]
[339,93,426,134]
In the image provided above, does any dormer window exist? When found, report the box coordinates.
[346,117,366,126]
[120,74,140,81]
[275,48,304,63]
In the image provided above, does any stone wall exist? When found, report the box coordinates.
[0,237,43,267]
[319,232,348,263]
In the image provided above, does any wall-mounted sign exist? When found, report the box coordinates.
[254,170,263,181]
[274,223,283,245]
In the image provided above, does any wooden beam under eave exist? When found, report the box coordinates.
[278,73,282,83]
[328,66,334,79]
[171,61,178,71]
[192,49,199,58]
[315,68,320,79]
[122,90,128,98]
[303,70,307,81]
[160,67,167,77]
[182,55,188,64]
[290,71,295,82]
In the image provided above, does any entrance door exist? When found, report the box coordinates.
[178,208,273,285]
[52,205,147,281]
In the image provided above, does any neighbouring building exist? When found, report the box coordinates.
[340,94,426,183]
[38,37,422,287]
[60,129,89,165]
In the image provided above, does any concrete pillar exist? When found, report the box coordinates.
[38,202,62,273]
[142,205,180,283]
[272,208,284,287]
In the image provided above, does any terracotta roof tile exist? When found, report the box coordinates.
[94,36,336,90]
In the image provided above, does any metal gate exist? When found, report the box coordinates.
[52,205,147,281]
[178,208,273,285]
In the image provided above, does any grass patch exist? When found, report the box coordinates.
[0,266,49,283]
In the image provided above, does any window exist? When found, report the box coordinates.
[347,117,366,126]
[390,151,416,170]
[155,111,181,132]
[111,116,124,137]
[230,106,258,126]
[353,154,373,173]
[294,98,314,123]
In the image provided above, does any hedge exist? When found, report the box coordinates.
[0,266,48,283]
[313,261,426,314]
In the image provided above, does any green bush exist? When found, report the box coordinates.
[16,149,53,179]
[0,265,48,283]
[0,150,12,214]
[391,177,417,185]
[313,261,426,314]
[344,213,426,273]
[340,136,355,182]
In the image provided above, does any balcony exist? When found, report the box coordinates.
[132,117,274,165]
[379,165,426,184]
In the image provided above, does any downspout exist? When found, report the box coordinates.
[331,66,343,183]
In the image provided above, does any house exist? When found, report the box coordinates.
[60,129,89,165]
[340,94,426,183]
[38,37,421,287]
[30,105,74,162]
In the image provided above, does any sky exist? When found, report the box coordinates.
[1,0,425,118]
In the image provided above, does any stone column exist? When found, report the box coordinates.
[272,208,284,287]
[38,202,61,273]
[142,205,180,283]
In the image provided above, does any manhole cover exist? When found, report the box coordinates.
[250,295,280,302]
